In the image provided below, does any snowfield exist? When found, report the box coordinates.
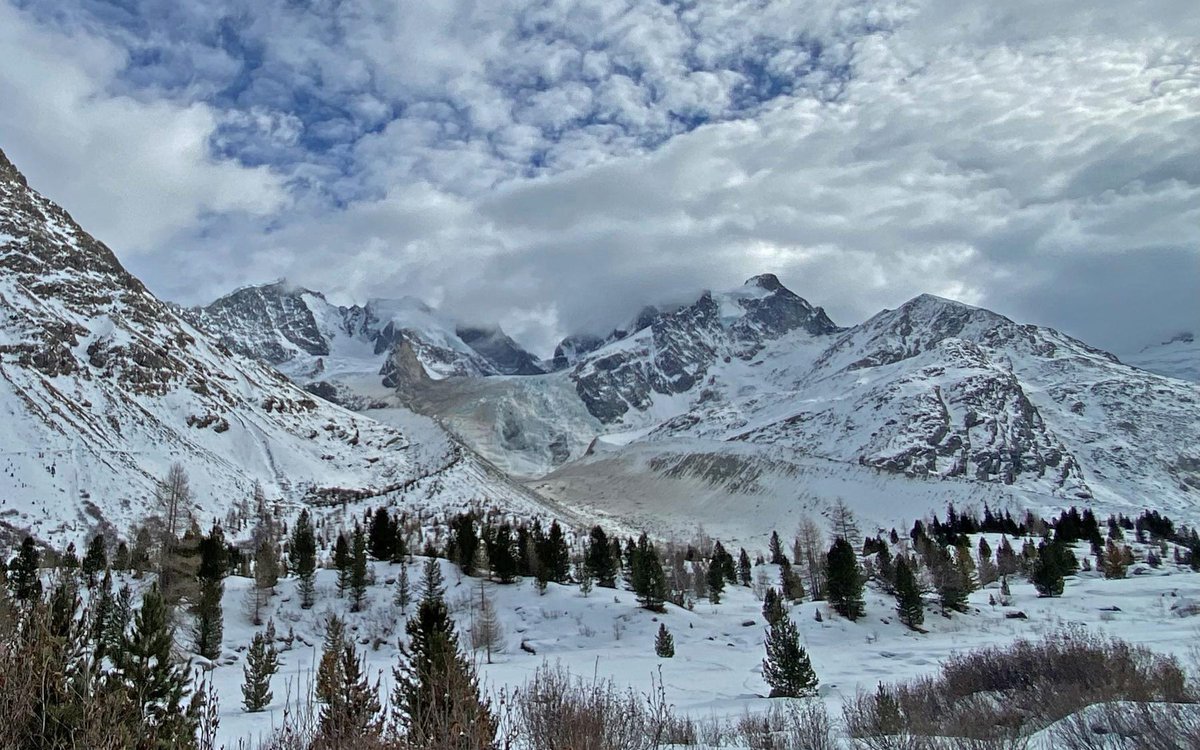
[195,551,1200,748]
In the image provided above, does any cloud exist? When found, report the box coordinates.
[1,0,1197,357]
[0,2,287,254]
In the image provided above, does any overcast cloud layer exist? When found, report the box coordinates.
[1,0,1197,355]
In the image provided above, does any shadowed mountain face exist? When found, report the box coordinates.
[0,148,542,545]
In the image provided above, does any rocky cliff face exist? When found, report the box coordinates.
[569,274,841,422]
[186,286,544,389]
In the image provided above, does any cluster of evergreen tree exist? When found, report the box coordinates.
[0,566,203,748]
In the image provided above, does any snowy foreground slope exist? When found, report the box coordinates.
[0,148,552,545]
[198,553,1200,748]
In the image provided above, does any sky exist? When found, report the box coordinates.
[0,0,1197,356]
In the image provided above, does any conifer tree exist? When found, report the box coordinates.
[761,586,785,625]
[825,537,865,620]
[290,509,317,609]
[762,615,818,698]
[540,520,572,583]
[104,582,134,655]
[392,557,496,746]
[936,546,970,614]
[81,534,107,586]
[977,537,998,586]
[1103,539,1128,579]
[449,514,480,576]
[315,616,347,707]
[334,533,351,597]
[114,585,198,745]
[369,507,395,560]
[706,554,725,603]
[61,541,80,570]
[488,522,519,583]
[242,627,279,712]
[192,524,227,659]
[394,562,412,612]
[768,531,787,565]
[1032,542,1065,597]
[585,525,617,588]
[9,536,41,602]
[738,548,753,586]
[317,632,382,746]
[90,567,116,655]
[894,556,924,630]
[350,524,369,612]
[112,541,131,571]
[630,533,668,612]
[654,622,675,658]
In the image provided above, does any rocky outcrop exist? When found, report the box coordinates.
[570,275,841,423]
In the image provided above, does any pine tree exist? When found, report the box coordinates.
[762,615,818,698]
[392,557,496,746]
[369,507,395,560]
[9,536,42,602]
[104,583,134,655]
[825,538,865,621]
[936,546,969,615]
[394,563,412,612]
[762,586,785,625]
[242,627,279,712]
[539,520,572,584]
[706,554,725,603]
[317,638,382,746]
[630,533,668,612]
[768,531,787,565]
[488,523,519,584]
[894,556,924,630]
[449,514,480,576]
[315,616,347,708]
[738,548,753,586]
[1032,542,1065,597]
[192,524,227,659]
[81,534,107,586]
[350,524,369,612]
[334,533,351,597]
[112,541,131,571]
[114,585,197,745]
[585,526,617,588]
[61,541,80,570]
[654,622,675,658]
[290,509,317,609]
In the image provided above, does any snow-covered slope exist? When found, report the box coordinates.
[0,148,548,545]
[1123,332,1199,383]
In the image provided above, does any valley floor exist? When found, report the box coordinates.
[208,557,1200,747]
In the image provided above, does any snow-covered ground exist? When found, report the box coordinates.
[195,550,1200,748]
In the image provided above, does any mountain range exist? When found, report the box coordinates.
[183,261,1200,539]
[0,148,549,546]
[2,143,1198,545]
